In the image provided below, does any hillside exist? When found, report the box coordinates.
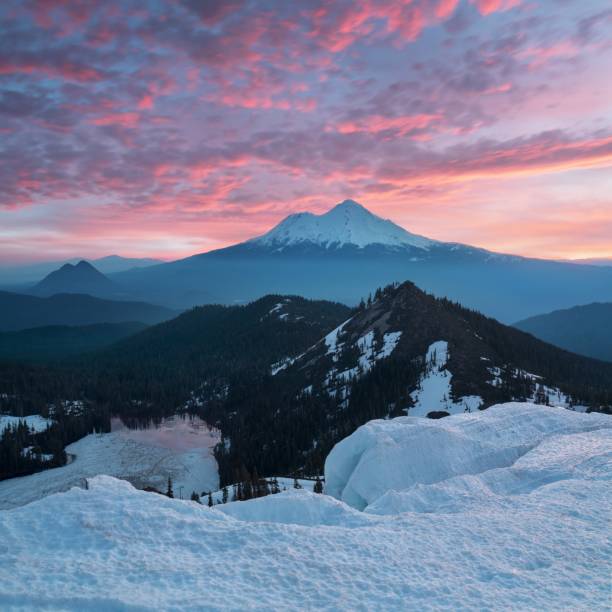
[515,303,612,362]
[201,282,612,482]
[0,322,147,363]
[0,291,175,332]
[0,295,350,482]
[88,295,352,410]
[2,285,612,486]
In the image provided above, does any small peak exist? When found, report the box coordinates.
[333,199,366,211]
[75,260,94,268]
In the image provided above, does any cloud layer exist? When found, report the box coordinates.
[1,0,611,261]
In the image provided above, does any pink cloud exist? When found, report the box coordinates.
[90,112,141,128]
[0,59,104,82]
[470,0,521,16]
[334,113,443,136]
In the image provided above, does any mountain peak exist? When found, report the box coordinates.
[75,260,96,270]
[250,199,435,251]
[33,259,116,297]
[333,199,369,211]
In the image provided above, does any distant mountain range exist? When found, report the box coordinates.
[0,255,161,286]
[515,303,612,363]
[2,200,610,323]
[568,258,612,267]
[110,199,612,323]
[0,291,175,332]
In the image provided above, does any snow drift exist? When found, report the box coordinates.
[324,402,611,510]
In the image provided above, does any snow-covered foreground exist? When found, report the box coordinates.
[0,418,219,510]
[325,401,611,510]
[0,403,611,610]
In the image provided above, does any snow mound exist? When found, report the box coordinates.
[218,488,372,527]
[367,428,612,515]
[325,402,611,510]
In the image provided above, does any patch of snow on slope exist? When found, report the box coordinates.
[0,414,53,433]
[408,340,482,417]
[1,403,610,610]
[326,331,402,397]
[324,317,352,359]
[487,365,502,387]
[266,299,292,321]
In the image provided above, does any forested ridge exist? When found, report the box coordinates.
[1,285,611,484]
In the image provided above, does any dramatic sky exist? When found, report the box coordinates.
[1,0,611,263]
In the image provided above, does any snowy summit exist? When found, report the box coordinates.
[250,199,435,251]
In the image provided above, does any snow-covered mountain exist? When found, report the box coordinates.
[113,199,612,323]
[250,199,435,251]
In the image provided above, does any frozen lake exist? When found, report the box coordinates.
[0,414,220,510]
[111,414,219,452]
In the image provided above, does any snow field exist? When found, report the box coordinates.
[409,340,482,416]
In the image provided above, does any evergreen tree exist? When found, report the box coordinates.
[207,491,213,507]
[190,491,200,503]
[222,486,228,504]
[166,477,174,498]
[313,476,323,494]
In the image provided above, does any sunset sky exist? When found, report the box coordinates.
[1,0,611,263]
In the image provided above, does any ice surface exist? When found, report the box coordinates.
[0,423,219,510]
